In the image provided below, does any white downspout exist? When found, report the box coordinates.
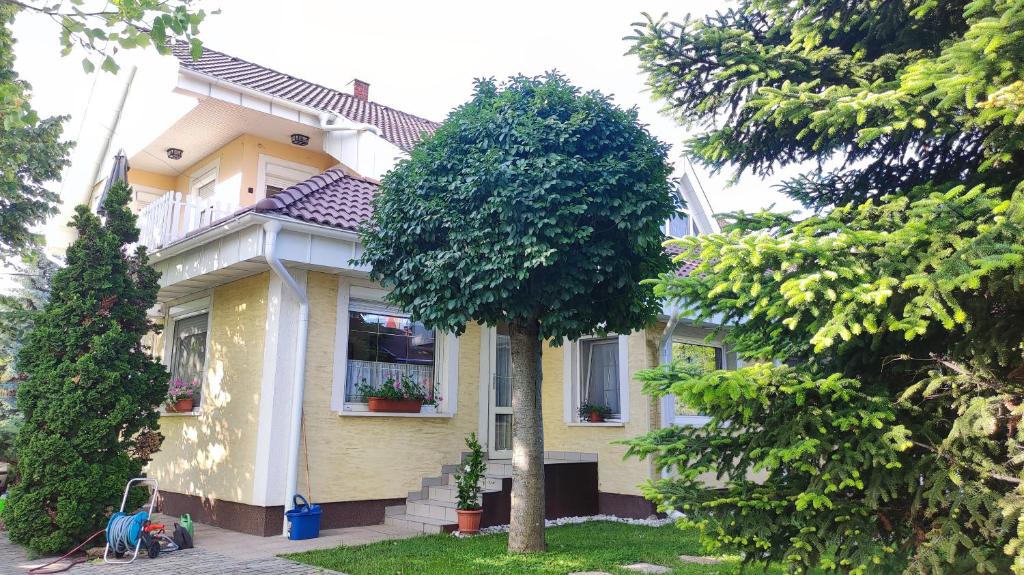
[263,221,310,536]
[658,304,680,429]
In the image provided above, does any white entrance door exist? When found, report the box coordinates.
[487,324,513,459]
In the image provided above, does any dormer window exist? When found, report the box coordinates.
[667,210,696,237]
[666,192,700,237]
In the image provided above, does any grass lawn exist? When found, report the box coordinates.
[285,521,779,575]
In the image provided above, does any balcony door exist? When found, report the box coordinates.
[486,324,513,460]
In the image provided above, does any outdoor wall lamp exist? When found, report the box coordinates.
[290,133,310,146]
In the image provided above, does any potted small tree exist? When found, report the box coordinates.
[357,376,428,413]
[166,378,200,413]
[578,403,612,423]
[454,432,487,534]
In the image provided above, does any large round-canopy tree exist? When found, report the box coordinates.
[359,73,675,552]
[624,0,1024,573]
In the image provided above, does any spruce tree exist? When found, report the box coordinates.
[3,181,167,554]
[625,0,1024,573]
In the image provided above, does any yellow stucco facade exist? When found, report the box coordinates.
[148,272,269,505]
[149,269,662,507]
[540,332,658,497]
[296,272,485,503]
[124,133,337,210]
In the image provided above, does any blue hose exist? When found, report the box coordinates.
[106,511,149,554]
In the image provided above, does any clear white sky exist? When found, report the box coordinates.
[11,0,804,218]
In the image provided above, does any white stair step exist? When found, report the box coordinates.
[384,504,406,517]
[385,513,454,534]
[406,500,458,522]
[428,484,458,502]
[485,462,512,477]
[445,473,502,491]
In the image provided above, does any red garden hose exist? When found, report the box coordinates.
[26,529,104,575]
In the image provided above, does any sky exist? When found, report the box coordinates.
[10,0,805,222]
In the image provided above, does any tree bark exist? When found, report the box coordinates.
[507,317,547,553]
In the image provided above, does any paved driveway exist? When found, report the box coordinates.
[0,543,339,575]
[1,514,420,574]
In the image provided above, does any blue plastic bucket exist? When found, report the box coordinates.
[285,495,321,540]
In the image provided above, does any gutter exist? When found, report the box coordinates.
[177,68,382,136]
[262,220,310,536]
[147,211,362,264]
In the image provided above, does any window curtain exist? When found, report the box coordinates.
[345,300,437,403]
[171,313,208,404]
[583,339,619,415]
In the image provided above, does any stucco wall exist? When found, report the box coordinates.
[125,133,336,209]
[297,272,483,503]
[148,272,269,505]
[540,331,659,497]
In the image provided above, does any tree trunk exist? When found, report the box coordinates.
[507,317,547,553]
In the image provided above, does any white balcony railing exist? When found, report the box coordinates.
[136,192,234,251]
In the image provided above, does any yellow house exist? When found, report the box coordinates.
[62,41,735,536]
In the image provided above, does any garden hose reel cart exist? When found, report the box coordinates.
[103,477,181,564]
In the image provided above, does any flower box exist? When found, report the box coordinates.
[367,397,423,413]
[166,398,194,413]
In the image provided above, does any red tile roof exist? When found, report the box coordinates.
[172,43,439,152]
[252,168,704,279]
[665,241,701,276]
[253,168,376,232]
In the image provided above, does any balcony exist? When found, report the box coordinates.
[136,191,235,251]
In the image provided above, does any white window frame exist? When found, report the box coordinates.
[131,184,167,208]
[661,336,736,427]
[331,278,459,417]
[563,334,630,424]
[188,160,219,198]
[162,295,212,415]
[666,208,699,238]
[255,154,318,201]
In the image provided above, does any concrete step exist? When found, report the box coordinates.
[384,513,454,534]
[406,499,458,523]
[486,461,512,477]
[384,504,406,517]
[444,472,503,491]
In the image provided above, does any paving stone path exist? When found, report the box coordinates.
[0,534,344,575]
[679,554,723,564]
[622,563,672,574]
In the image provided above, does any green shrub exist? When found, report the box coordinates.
[2,181,167,554]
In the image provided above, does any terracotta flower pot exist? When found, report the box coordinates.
[367,398,423,413]
[167,398,194,413]
[456,508,483,534]
[589,411,604,423]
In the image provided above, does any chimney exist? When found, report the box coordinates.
[352,79,369,101]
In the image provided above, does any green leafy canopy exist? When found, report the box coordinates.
[359,73,676,341]
[625,0,1024,573]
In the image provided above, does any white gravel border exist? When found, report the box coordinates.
[454,514,674,537]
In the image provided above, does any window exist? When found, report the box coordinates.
[566,334,629,423]
[669,340,724,418]
[580,337,621,416]
[344,300,437,404]
[168,308,210,409]
[667,211,694,237]
[258,155,318,200]
[333,281,459,416]
[189,163,219,227]
[666,192,700,237]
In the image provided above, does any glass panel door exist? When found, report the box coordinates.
[488,324,513,459]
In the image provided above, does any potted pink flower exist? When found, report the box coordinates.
[166,378,200,412]
[356,376,428,413]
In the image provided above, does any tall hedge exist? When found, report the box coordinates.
[3,181,167,554]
